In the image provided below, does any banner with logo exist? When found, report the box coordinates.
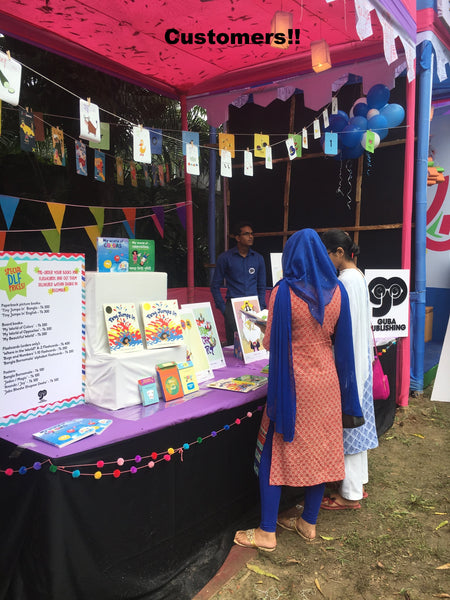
[365,269,409,342]
[0,252,85,426]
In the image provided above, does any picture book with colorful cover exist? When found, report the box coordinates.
[207,375,268,393]
[141,300,184,348]
[97,237,129,272]
[180,302,226,370]
[179,309,214,382]
[129,239,155,272]
[231,296,269,364]
[137,376,159,406]
[155,361,184,401]
[103,303,143,352]
[33,418,113,448]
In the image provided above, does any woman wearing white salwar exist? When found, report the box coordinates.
[320,229,378,510]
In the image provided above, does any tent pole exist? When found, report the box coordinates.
[397,71,417,407]
[180,95,195,302]
[282,95,296,248]
[208,126,217,284]
[411,41,433,392]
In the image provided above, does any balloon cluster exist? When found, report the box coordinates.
[324,84,405,160]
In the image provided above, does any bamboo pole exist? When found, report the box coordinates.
[282,96,296,247]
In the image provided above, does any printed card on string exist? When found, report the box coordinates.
[265,145,273,169]
[89,122,110,150]
[186,142,200,175]
[116,157,124,185]
[285,138,296,160]
[149,128,162,154]
[220,149,232,178]
[219,133,235,158]
[324,132,338,155]
[181,302,226,370]
[292,134,302,157]
[51,127,65,166]
[254,134,269,158]
[0,251,85,427]
[365,130,376,153]
[130,161,138,187]
[313,119,321,139]
[79,99,101,143]
[33,111,45,141]
[75,140,87,176]
[332,97,338,114]
[141,300,184,349]
[0,51,21,106]
[244,150,253,176]
[231,296,268,364]
[179,309,214,382]
[133,126,151,163]
[302,128,308,149]
[94,150,106,182]
[19,108,35,152]
[182,131,199,155]
[103,303,143,352]
[270,253,283,286]
[323,108,329,129]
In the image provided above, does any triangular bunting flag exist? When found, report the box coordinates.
[85,225,100,249]
[0,195,20,229]
[42,229,61,253]
[122,221,135,239]
[0,231,5,251]
[47,202,66,233]
[176,202,186,230]
[123,208,136,237]
[152,207,165,238]
[89,207,104,234]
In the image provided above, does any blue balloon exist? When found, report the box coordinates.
[329,110,349,132]
[349,116,368,130]
[353,102,369,118]
[367,114,389,140]
[341,124,364,148]
[340,144,364,160]
[367,84,390,109]
[380,103,405,128]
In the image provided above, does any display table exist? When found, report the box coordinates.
[0,349,267,600]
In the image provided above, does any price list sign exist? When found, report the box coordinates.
[0,252,85,427]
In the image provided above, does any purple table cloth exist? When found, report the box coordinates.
[0,348,268,458]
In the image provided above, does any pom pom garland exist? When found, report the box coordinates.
[0,403,269,480]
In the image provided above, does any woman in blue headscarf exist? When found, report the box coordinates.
[234,229,363,552]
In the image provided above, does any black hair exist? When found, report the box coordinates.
[231,221,253,236]
[321,229,360,260]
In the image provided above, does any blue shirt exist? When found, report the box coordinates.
[210,247,267,313]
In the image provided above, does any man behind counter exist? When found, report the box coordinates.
[210,222,267,346]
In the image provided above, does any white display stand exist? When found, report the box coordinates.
[85,272,186,410]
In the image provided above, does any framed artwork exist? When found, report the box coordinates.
[181,302,226,370]
[231,296,268,364]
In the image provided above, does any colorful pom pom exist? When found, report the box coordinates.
[197,437,203,444]
[5,468,14,476]
[151,452,158,460]
[72,470,81,478]
[183,443,189,450]
[224,424,230,430]
[235,418,241,425]
[148,461,155,468]
[19,466,27,475]
[168,448,175,455]
[247,412,253,418]
[164,454,171,461]
[94,471,102,480]
[211,431,217,437]
[96,460,104,469]
[116,457,125,466]
[33,462,42,470]
[130,466,138,474]
[49,464,57,474]
[135,455,142,463]
[113,469,121,478]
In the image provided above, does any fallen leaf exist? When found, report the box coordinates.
[432,594,450,598]
[377,561,385,569]
[435,512,447,515]
[286,558,301,564]
[436,563,450,570]
[435,520,448,531]
[411,433,425,438]
[315,577,326,597]
[320,535,334,540]
[246,563,280,581]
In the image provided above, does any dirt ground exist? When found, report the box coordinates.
[211,386,450,600]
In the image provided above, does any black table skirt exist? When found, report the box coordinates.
[1,399,264,600]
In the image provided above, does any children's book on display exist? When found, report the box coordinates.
[179,309,214,382]
[33,418,112,448]
[129,239,155,272]
[181,302,226,370]
[97,237,129,272]
[231,296,269,364]
[141,300,184,348]
[207,375,268,393]
[103,303,143,352]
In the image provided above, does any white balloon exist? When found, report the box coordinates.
[366,108,380,120]
[361,131,380,150]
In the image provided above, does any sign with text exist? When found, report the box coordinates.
[0,252,85,427]
[365,269,409,341]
